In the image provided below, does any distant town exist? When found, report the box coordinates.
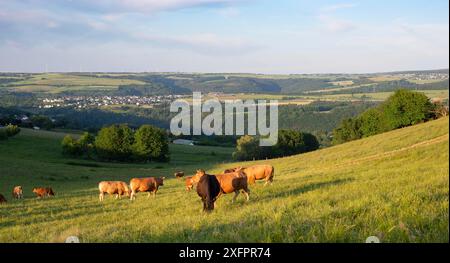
[39,95,185,109]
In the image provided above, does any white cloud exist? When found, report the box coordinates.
[318,14,357,33]
[317,3,358,33]
[217,7,240,18]
[82,0,241,14]
[130,31,260,55]
[320,3,357,13]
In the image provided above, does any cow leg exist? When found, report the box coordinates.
[243,188,250,201]
[153,191,157,198]
[99,193,104,201]
[147,192,151,198]
[232,190,239,203]
[115,194,119,199]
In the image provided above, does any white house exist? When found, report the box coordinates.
[172,139,195,146]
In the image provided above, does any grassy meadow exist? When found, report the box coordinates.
[0,117,448,243]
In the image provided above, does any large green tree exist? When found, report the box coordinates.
[94,124,134,161]
[382,89,433,129]
[358,108,390,137]
[232,135,261,161]
[274,129,320,157]
[133,125,169,162]
[332,118,362,145]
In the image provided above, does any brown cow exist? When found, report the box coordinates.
[0,194,6,204]
[225,164,274,186]
[12,186,23,199]
[130,177,165,200]
[191,169,250,202]
[174,171,185,179]
[98,181,130,201]
[185,176,194,191]
[32,187,55,198]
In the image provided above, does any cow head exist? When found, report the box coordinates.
[124,185,131,197]
[195,169,205,176]
[156,177,165,186]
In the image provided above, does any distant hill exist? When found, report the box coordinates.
[1,69,447,95]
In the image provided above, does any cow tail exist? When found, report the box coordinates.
[270,167,274,182]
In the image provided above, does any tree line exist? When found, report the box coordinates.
[332,89,447,144]
[62,124,169,162]
[232,129,320,161]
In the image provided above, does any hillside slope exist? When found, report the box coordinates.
[0,117,448,242]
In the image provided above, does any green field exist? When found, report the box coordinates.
[0,118,448,242]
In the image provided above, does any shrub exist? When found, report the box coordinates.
[61,135,82,156]
[5,124,20,137]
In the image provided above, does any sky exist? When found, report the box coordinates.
[0,0,448,74]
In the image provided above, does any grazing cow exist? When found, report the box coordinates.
[0,194,6,204]
[32,187,55,198]
[129,177,165,200]
[192,169,250,202]
[98,181,130,201]
[174,171,185,179]
[185,176,194,191]
[12,186,23,199]
[196,173,221,212]
[225,164,274,186]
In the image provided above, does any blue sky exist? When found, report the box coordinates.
[0,0,448,73]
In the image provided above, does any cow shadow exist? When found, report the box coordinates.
[250,177,354,202]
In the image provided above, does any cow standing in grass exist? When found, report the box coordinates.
[174,171,184,179]
[33,187,55,198]
[191,169,250,202]
[12,186,23,199]
[224,164,274,186]
[196,173,221,212]
[129,177,165,200]
[98,181,130,201]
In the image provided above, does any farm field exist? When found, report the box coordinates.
[0,117,448,243]
[1,72,447,97]
[1,73,145,93]
[207,90,449,104]
[301,90,449,102]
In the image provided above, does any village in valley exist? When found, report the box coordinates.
[39,94,184,109]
